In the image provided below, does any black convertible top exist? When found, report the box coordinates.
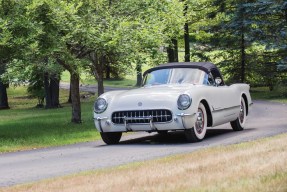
[143,62,222,76]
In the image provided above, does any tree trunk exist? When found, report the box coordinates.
[89,52,105,96]
[167,39,178,62]
[106,64,111,79]
[70,72,81,123]
[50,74,60,107]
[239,3,246,83]
[0,81,9,109]
[68,82,72,103]
[0,63,9,109]
[184,3,190,62]
[98,55,106,96]
[44,72,52,108]
[98,77,104,96]
[44,72,60,108]
[240,31,246,83]
[56,58,81,123]
[136,63,142,86]
[184,23,190,62]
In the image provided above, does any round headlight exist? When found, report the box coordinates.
[94,98,108,113]
[177,94,191,110]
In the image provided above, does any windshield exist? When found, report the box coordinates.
[143,68,209,86]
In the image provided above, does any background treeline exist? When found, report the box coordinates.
[0,0,286,123]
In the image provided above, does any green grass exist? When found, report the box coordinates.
[0,86,100,153]
[251,86,287,103]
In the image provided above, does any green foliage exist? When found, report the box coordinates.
[187,0,287,87]
[27,67,45,107]
[1,0,185,84]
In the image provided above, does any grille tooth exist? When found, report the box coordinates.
[112,110,172,124]
[135,111,138,123]
[165,110,167,122]
[130,112,132,123]
[122,112,126,124]
[146,110,149,124]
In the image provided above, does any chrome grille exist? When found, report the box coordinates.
[112,109,172,124]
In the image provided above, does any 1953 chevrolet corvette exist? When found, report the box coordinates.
[93,62,252,144]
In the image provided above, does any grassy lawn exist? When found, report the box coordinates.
[250,86,287,103]
[2,133,286,192]
[0,86,100,153]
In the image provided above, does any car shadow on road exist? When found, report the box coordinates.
[114,128,254,145]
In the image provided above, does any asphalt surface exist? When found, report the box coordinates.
[0,100,286,187]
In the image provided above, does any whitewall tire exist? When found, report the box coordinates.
[185,102,207,142]
[230,97,246,131]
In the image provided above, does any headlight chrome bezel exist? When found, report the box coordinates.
[94,98,108,113]
[177,94,191,110]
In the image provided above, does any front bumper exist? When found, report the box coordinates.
[94,112,197,132]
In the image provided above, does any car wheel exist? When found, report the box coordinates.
[230,97,246,131]
[185,103,207,142]
[100,132,122,145]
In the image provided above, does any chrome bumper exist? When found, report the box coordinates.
[95,112,197,132]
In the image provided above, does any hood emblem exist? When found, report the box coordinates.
[138,102,143,107]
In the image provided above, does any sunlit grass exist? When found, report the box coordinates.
[251,86,287,103]
[0,86,100,153]
[7,85,71,109]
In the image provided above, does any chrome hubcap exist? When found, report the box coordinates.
[195,109,204,134]
[239,101,245,124]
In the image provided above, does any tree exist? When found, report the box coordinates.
[23,0,85,122]
[187,0,286,88]
[116,0,184,77]
[29,2,62,108]
[206,0,256,83]
[188,0,256,83]
[44,71,60,109]
[0,0,13,109]
[27,66,45,108]
[0,64,9,109]
[0,0,36,109]
[62,0,185,95]
[113,0,184,85]
[245,0,287,89]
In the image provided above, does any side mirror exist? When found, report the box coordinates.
[215,77,222,86]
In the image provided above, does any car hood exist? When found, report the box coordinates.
[103,84,201,111]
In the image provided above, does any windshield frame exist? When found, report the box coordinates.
[142,68,209,87]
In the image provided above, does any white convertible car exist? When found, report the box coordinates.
[94,62,252,144]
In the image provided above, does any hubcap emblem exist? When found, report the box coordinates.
[138,102,142,107]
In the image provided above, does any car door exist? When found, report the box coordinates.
[204,71,240,126]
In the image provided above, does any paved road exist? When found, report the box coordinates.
[0,100,286,187]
